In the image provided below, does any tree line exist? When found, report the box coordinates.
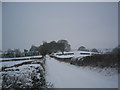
[2,40,71,58]
[2,39,119,58]
[39,40,71,56]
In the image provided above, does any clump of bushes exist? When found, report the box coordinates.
[70,46,120,72]
[71,54,118,70]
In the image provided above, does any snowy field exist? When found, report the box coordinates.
[0,55,43,61]
[1,60,33,68]
[45,56,118,88]
[1,54,118,88]
[53,51,96,59]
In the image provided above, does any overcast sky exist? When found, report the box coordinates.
[0,2,2,51]
[2,2,118,51]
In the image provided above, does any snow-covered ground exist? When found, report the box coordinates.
[55,55,74,59]
[0,55,43,68]
[45,56,118,88]
[1,60,33,68]
[0,55,42,61]
[53,51,97,59]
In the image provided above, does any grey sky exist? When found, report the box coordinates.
[0,2,2,50]
[2,2,118,51]
[118,2,120,45]
[2,0,120,2]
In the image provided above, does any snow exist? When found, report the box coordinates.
[2,63,42,88]
[0,55,42,61]
[1,60,33,68]
[55,55,74,59]
[53,51,93,59]
[1,58,45,88]
[31,55,43,58]
[8,63,41,73]
[45,56,118,88]
[0,58,2,61]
